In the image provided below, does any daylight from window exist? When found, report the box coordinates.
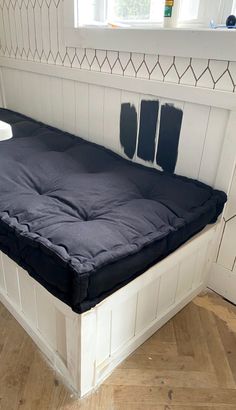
[77,0,165,25]
[178,0,200,21]
[107,0,165,23]
[76,0,236,27]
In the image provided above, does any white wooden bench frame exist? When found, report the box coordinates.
[0,225,217,396]
[0,57,235,397]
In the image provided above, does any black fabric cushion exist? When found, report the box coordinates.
[0,109,227,313]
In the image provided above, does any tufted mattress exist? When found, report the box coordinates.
[0,109,227,313]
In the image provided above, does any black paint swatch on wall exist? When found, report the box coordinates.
[156,104,183,173]
[120,103,138,159]
[137,100,159,162]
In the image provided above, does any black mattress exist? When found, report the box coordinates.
[0,109,227,313]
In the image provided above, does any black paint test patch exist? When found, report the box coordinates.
[120,103,138,159]
[156,104,183,173]
[137,100,159,162]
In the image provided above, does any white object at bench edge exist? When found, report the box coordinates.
[0,121,12,141]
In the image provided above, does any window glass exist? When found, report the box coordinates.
[179,0,200,21]
[107,0,164,23]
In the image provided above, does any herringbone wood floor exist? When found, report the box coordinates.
[1,291,236,410]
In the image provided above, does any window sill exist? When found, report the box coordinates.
[63,1,236,60]
[64,26,236,61]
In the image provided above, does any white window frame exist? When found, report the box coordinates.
[64,0,236,61]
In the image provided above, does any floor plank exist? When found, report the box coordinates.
[0,291,236,409]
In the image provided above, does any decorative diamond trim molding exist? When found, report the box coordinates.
[0,0,236,93]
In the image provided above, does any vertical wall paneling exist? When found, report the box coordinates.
[175,103,210,179]
[9,3,17,57]
[22,71,36,116]
[22,71,34,117]
[1,68,23,113]
[62,79,76,134]
[19,70,32,117]
[12,69,20,111]
[21,2,29,57]
[0,65,231,192]
[27,71,42,120]
[34,2,43,60]
[2,4,11,54]
[14,3,23,59]
[57,0,66,62]
[88,84,105,145]
[75,82,89,139]
[0,6,6,53]
[28,2,36,60]
[198,108,229,186]
[12,69,34,118]
[103,87,121,154]
[0,0,235,91]
[50,76,64,130]
[1,68,13,109]
[39,74,53,125]
[41,1,50,62]
[49,2,58,62]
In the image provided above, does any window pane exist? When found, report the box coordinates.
[114,0,151,20]
[78,0,97,25]
[108,0,164,21]
[80,0,165,25]
[179,0,200,21]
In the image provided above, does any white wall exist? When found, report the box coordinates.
[0,82,3,107]
[209,165,236,303]
[0,0,236,93]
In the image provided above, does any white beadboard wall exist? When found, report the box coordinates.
[1,65,232,194]
[0,0,236,92]
[0,0,235,195]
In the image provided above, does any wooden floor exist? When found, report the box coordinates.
[1,291,236,409]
